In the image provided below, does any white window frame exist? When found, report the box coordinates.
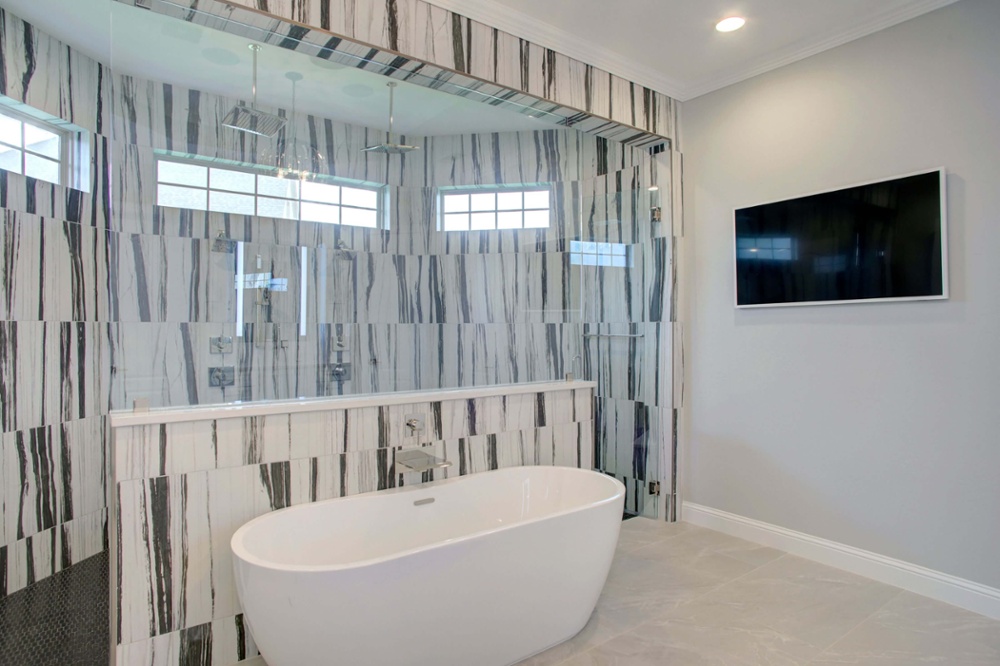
[155,154,385,229]
[0,104,72,187]
[437,185,552,232]
[570,240,631,267]
[735,236,797,262]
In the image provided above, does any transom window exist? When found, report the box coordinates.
[440,187,551,231]
[570,241,630,267]
[156,157,382,228]
[0,107,65,185]
[736,236,796,261]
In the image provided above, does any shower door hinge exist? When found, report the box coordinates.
[649,481,661,496]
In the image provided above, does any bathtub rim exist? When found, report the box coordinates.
[231,465,625,573]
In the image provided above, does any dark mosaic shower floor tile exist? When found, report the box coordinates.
[0,550,109,666]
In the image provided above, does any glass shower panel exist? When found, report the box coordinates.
[108,0,612,409]
[578,171,672,518]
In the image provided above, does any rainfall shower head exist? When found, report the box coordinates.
[222,105,286,138]
[362,142,420,155]
[222,45,287,138]
[363,82,420,155]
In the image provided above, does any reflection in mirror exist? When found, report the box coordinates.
[87,0,671,409]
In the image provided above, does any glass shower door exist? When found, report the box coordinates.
[577,167,673,518]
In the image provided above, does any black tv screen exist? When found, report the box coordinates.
[734,169,947,307]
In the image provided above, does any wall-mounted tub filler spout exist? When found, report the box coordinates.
[566,354,583,381]
[395,448,451,474]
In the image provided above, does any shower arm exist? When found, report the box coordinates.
[250,44,260,109]
[289,77,297,148]
[387,82,397,144]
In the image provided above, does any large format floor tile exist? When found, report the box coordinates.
[676,554,902,651]
[810,591,1000,665]
[241,519,1000,666]
[520,518,1000,666]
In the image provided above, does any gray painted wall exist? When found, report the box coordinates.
[681,0,1000,589]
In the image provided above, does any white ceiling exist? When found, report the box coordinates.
[427,0,963,100]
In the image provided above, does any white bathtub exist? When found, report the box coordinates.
[231,465,625,666]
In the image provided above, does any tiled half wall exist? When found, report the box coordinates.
[111,382,595,665]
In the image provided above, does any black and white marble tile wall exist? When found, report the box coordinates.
[0,10,109,136]
[113,387,592,662]
[583,318,674,516]
[581,166,670,246]
[578,238,673,324]
[0,314,110,595]
[106,318,585,412]
[595,398,673,515]
[578,166,675,515]
[0,0,677,599]
[130,0,676,142]
[351,322,584,394]
[0,8,114,595]
[0,509,107,599]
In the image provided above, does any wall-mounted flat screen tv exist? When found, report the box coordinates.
[734,169,947,308]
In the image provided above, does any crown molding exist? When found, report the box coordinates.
[423,0,963,102]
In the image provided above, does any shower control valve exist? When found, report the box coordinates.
[330,363,352,381]
[209,366,235,388]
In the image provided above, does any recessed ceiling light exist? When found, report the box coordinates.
[716,16,746,32]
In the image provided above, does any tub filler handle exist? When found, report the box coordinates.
[395,448,452,474]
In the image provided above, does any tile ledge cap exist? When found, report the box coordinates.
[109,380,597,428]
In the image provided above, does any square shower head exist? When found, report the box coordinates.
[222,104,287,138]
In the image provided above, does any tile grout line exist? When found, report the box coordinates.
[686,546,905,662]
[803,588,904,664]
[565,544,796,663]
[537,527,791,665]
[615,529,693,555]
[669,550,796,608]
[540,528,708,665]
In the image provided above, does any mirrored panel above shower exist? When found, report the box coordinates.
[4,0,665,412]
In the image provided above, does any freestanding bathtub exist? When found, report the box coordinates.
[231,465,625,666]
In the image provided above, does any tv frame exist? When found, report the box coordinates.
[733,167,949,309]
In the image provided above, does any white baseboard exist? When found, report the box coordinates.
[682,502,1000,621]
